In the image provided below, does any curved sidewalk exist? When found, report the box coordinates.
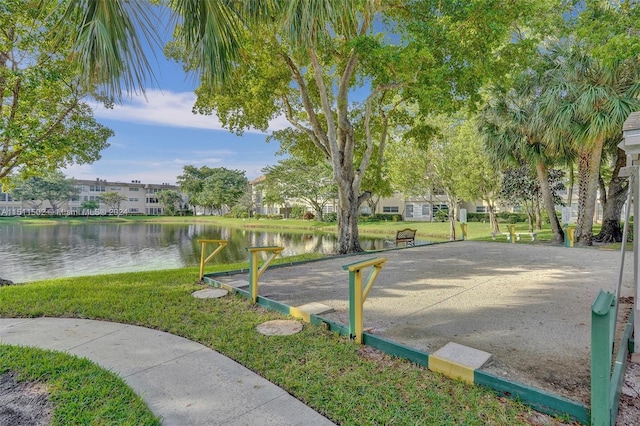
[0,317,335,426]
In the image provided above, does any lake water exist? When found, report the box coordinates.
[0,223,401,283]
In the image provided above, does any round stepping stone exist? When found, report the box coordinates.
[256,320,303,336]
[191,288,228,299]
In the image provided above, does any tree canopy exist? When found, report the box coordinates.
[0,0,112,186]
[261,158,336,221]
[177,166,247,215]
[10,171,78,212]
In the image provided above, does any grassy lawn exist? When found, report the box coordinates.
[0,215,592,424]
[0,345,160,425]
[0,261,550,425]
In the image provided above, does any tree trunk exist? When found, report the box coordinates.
[567,164,574,207]
[448,196,456,241]
[487,203,500,233]
[594,148,627,244]
[575,140,604,246]
[534,199,542,231]
[535,161,564,244]
[335,180,363,254]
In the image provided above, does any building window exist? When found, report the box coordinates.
[476,206,487,213]
[405,204,414,218]
[129,198,139,202]
[129,208,139,213]
[109,187,121,191]
[146,207,162,215]
[89,185,105,192]
[146,197,159,204]
[432,204,448,215]
[129,187,139,192]
[421,204,431,217]
[383,206,399,213]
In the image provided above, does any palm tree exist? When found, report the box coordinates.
[479,71,566,244]
[54,0,376,254]
[56,0,284,100]
[538,40,640,245]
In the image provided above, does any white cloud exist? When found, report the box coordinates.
[93,90,289,133]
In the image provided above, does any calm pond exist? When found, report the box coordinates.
[0,223,411,283]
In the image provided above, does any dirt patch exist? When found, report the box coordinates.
[617,357,640,426]
[0,372,52,426]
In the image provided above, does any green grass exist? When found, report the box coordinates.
[0,262,550,425]
[0,344,160,425]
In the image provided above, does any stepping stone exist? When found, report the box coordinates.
[228,280,249,288]
[256,320,303,336]
[191,288,228,299]
[429,342,492,384]
[289,302,333,322]
[295,302,333,315]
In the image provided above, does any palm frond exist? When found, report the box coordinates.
[58,0,160,101]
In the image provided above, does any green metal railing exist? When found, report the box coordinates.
[590,173,635,425]
[342,257,387,343]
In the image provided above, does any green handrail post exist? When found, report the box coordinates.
[198,239,228,280]
[342,257,388,344]
[246,246,284,303]
[591,290,616,426]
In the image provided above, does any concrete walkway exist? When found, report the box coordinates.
[0,317,335,426]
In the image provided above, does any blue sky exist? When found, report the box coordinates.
[64,48,288,185]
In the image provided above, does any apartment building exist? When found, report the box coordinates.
[0,178,182,216]
[248,175,592,222]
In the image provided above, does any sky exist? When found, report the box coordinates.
[64,44,288,186]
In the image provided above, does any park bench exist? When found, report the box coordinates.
[385,228,417,247]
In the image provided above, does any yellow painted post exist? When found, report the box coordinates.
[507,224,516,244]
[343,257,388,344]
[198,239,228,280]
[460,223,468,240]
[249,250,260,303]
[353,268,364,343]
[246,246,284,304]
[567,227,575,248]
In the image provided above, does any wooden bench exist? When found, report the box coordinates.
[385,228,417,247]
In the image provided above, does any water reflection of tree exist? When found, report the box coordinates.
[2,223,391,282]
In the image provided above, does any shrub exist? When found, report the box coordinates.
[303,211,315,220]
[323,212,338,222]
[359,213,403,223]
[466,213,489,222]
[434,210,449,222]
[290,205,306,219]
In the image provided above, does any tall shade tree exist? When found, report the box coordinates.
[539,40,640,245]
[0,0,112,185]
[177,166,247,215]
[9,171,79,212]
[99,192,127,216]
[61,0,557,253]
[451,118,502,234]
[388,115,486,241]
[157,189,184,216]
[261,158,336,221]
